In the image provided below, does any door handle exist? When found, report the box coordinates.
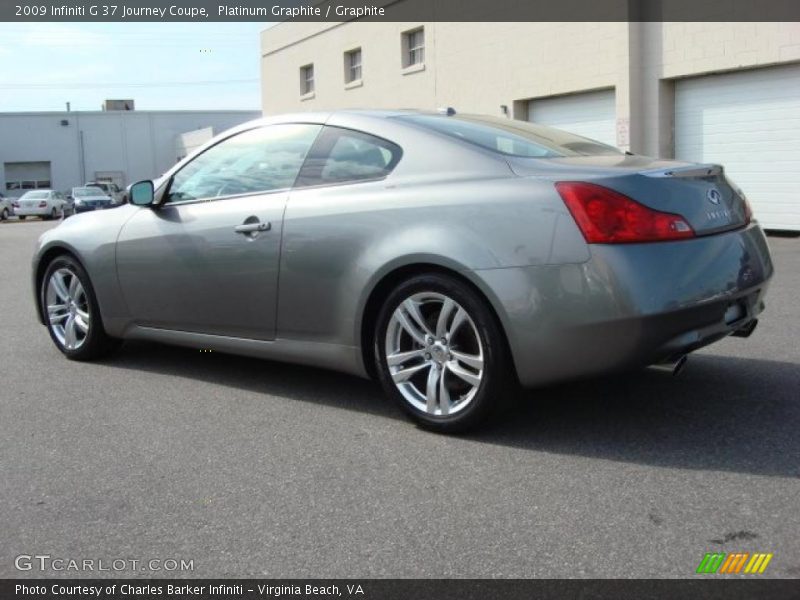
[234,221,271,234]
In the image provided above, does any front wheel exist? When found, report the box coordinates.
[1,208,8,220]
[40,255,119,360]
[374,273,514,433]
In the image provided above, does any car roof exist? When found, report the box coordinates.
[227,108,448,132]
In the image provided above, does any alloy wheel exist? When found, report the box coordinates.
[385,292,484,416]
[45,268,91,350]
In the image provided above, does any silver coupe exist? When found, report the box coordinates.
[32,111,773,432]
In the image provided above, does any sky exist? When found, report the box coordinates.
[0,22,273,112]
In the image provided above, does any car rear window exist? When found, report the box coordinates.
[22,191,49,199]
[395,114,621,158]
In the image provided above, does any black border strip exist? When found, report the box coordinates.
[3,579,800,600]
[3,0,800,22]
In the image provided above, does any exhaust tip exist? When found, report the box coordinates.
[731,319,758,338]
[650,355,688,376]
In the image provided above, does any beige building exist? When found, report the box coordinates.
[261,22,800,230]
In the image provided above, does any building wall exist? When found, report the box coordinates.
[260,21,800,155]
[0,110,259,195]
[176,126,216,161]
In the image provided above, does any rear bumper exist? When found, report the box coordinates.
[15,206,51,216]
[475,222,774,387]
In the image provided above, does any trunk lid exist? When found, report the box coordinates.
[508,155,750,235]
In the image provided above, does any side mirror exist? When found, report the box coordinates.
[130,180,155,206]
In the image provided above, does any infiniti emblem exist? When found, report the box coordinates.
[707,189,722,205]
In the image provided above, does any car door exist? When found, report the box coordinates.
[116,123,322,340]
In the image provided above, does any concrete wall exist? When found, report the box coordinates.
[0,110,260,195]
[176,126,216,161]
[261,21,800,155]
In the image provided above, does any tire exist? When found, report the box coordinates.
[19,215,26,220]
[1,208,8,220]
[40,254,120,361]
[49,207,58,220]
[374,273,514,433]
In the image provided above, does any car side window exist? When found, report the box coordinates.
[165,123,323,204]
[295,126,402,187]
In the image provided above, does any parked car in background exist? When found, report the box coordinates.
[14,190,72,220]
[0,192,13,220]
[32,111,773,432]
[84,181,123,204]
[69,187,113,213]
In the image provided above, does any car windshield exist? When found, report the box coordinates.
[395,113,621,158]
[74,187,105,197]
[21,191,49,199]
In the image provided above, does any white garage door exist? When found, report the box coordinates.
[528,89,616,147]
[675,64,800,231]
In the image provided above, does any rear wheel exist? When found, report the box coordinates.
[40,255,119,360]
[374,273,513,433]
[19,215,26,220]
[1,208,8,220]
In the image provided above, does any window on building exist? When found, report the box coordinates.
[344,48,362,83]
[300,64,314,96]
[296,126,402,187]
[402,27,424,68]
[165,123,323,203]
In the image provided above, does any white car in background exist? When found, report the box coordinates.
[14,190,72,220]
[0,192,13,220]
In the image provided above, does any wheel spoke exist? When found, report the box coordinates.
[436,298,455,338]
[403,299,434,338]
[67,273,80,300]
[438,367,451,416]
[72,280,86,303]
[387,347,426,367]
[447,360,482,387]
[391,361,431,383]
[74,314,89,334]
[75,307,90,322]
[426,364,441,413]
[451,349,483,371]
[51,272,70,301]
[448,307,468,337]
[64,314,78,349]
[393,309,427,346]
[47,303,69,323]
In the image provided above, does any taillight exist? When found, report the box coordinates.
[38,201,47,207]
[555,182,695,244]
[12,201,19,208]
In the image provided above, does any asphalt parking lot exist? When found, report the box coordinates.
[0,219,798,579]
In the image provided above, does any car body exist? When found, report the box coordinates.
[70,186,114,213]
[32,110,773,431]
[0,192,13,219]
[15,190,71,220]
[84,181,123,204]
